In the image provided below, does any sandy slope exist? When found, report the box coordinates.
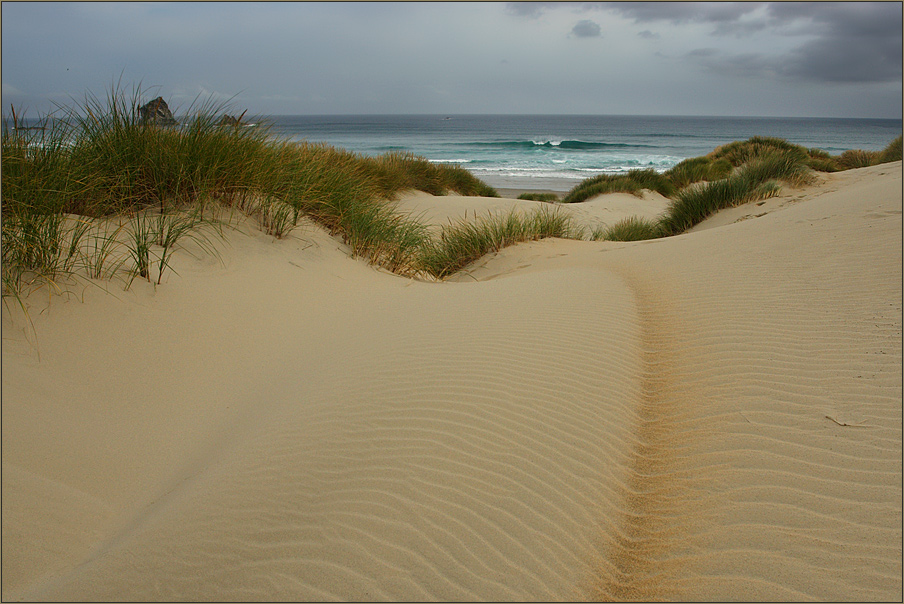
[393,187,671,234]
[2,162,901,601]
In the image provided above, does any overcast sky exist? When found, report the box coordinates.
[2,1,901,118]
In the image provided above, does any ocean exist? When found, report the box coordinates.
[260,114,902,191]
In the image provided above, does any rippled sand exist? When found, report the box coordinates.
[3,162,901,601]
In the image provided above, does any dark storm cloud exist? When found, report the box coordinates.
[766,1,902,38]
[571,19,602,38]
[685,2,902,84]
[690,43,900,85]
[599,1,901,84]
[768,2,902,83]
[782,36,902,83]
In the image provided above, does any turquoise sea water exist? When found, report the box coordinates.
[8,113,900,192]
[262,114,902,191]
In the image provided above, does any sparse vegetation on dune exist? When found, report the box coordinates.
[708,135,812,166]
[1,85,494,297]
[517,192,559,202]
[563,135,901,213]
[417,207,576,280]
[359,151,499,198]
[3,85,901,296]
[707,135,903,173]
[561,168,677,204]
[593,216,664,242]
[880,136,902,163]
[568,135,900,242]
[663,156,733,190]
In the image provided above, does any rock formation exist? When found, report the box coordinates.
[217,110,248,127]
[138,97,177,126]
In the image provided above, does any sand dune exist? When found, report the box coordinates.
[393,187,671,234]
[2,162,901,601]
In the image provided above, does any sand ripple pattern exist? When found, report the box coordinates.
[4,164,901,601]
[590,169,902,600]
[23,270,650,601]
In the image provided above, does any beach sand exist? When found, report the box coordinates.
[2,162,901,601]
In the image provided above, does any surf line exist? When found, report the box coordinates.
[590,269,706,601]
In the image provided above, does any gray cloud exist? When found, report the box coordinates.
[571,19,602,38]
[688,48,718,58]
[505,2,556,18]
[689,42,901,84]
[767,2,902,82]
[782,37,902,83]
[601,2,903,84]
[1,2,900,118]
[508,1,765,24]
[603,2,765,26]
[766,1,902,37]
[687,49,778,79]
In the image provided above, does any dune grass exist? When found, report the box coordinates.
[657,151,813,236]
[562,168,677,204]
[1,85,502,297]
[708,136,812,167]
[707,135,903,173]
[359,151,499,198]
[880,136,902,163]
[3,86,902,295]
[593,216,664,242]
[517,192,560,202]
[663,156,733,189]
[561,136,870,208]
[570,135,900,243]
[835,149,883,170]
[418,207,575,279]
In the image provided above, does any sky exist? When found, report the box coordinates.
[1,1,901,118]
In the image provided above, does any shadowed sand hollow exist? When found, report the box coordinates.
[2,162,901,601]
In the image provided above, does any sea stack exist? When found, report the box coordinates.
[138,96,177,126]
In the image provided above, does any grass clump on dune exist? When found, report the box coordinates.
[3,88,284,296]
[708,134,903,173]
[835,149,882,170]
[65,88,276,216]
[561,168,677,204]
[880,136,902,163]
[325,197,429,276]
[708,136,811,167]
[663,156,733,189]
[359,151,499,198]
[658,152,814,236]
[568,134,901,244]
[1,84,503,297]
[517,192,559,202]
[418,207,575,279]
[830,137,900,170]
[591,216,664,242]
